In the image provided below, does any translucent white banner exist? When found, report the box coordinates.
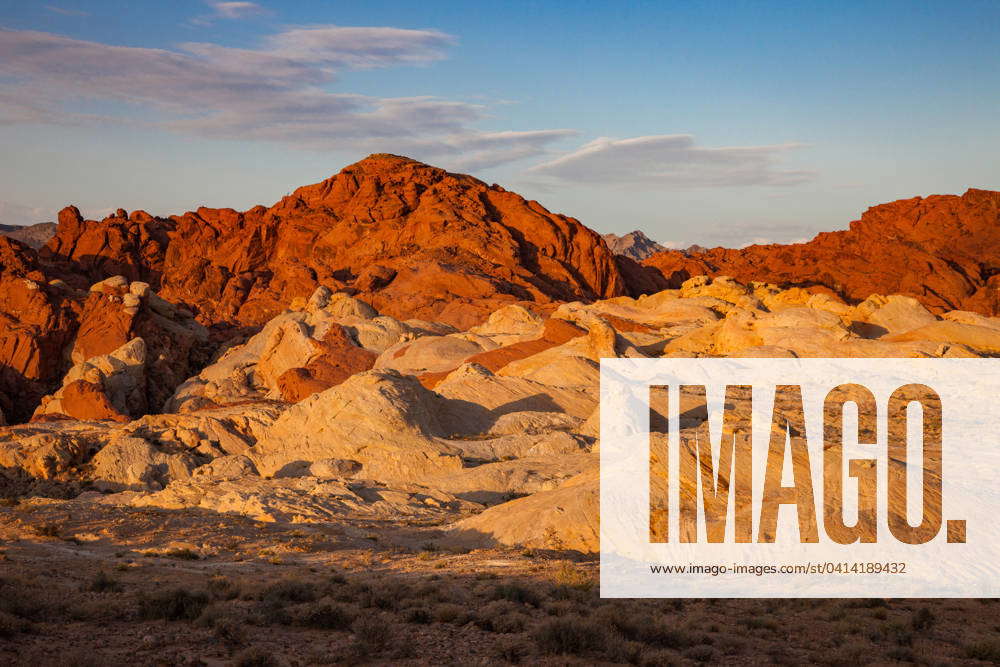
[600,358,1000,597]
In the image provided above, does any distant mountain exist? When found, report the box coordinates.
[0,222,56,249]
[602,230,667,261]
[643,189,1000,314]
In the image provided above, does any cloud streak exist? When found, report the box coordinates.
[0,27,569,169]
[44,5,89,17]
[211,2,266,19]
[528,135,815,188]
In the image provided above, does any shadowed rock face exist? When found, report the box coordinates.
[41,154,628,331]
[643,188,1000,314]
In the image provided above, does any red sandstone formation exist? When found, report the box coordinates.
[0,236,78,423]
[276,325,378,402]
[643,189,1000,314]
[56,380,130,423]
[42,154,627,331]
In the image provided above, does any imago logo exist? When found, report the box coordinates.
[599,359,1000,598]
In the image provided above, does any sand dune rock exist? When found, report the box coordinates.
[121,402,284,457]
[426,454,593,505]
[0,422,104,479]
[376,334,493,375]
[191,454,259,479]
[885,320,1000,353]
[448,431,590,462]
[88,435,198,492]
[468,304,544,342]
[434,363,596,435]
[449,468,599,553]
[98,475,479,524]
[850,294,938,336]
[252,369,463,482]
[486,411,583,436]
[51,277,211,421]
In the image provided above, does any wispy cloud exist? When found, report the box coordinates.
[44,5,89,17]
[211,2,266,19]
[0,27,569,170]
[190,1,268,25]
[528,135,815,188]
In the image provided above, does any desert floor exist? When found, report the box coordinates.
[1,498,998,666]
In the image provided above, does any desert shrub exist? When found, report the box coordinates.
[593,604,645,641]
[531,616,611,655]
[87,571,121,593]
[138,587,210,621]
[362,579,411,610]
[0,580,46,620]
[432,602,470,625]
[259,578,316,605]
[737,616,779,632]
[884,622,913,646]
[683,644,718,663]
[351,612,394,654]
[886,647,916,662]
[66,598,129,622]
[817,640,870,666]
[638,648,684,666]
[214,617,248,647]
[404,606,432,624]
[554,562,595,591]
[492,583,541,607]
[248,600,291,626]
[545,600,583,617]
[0,610,31,638]
[476,600,528,633]
[207,575,241,601]
[911,606,935,631]
[164,548,199,560]
[492,635,530,663]
[297,599,355,630]
[963,640,1000,662]
[232,646,282,667]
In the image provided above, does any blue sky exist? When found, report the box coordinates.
[0,1,997,246]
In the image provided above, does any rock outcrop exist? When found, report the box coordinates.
[643,188,1000,315]
[42,155,627,332]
